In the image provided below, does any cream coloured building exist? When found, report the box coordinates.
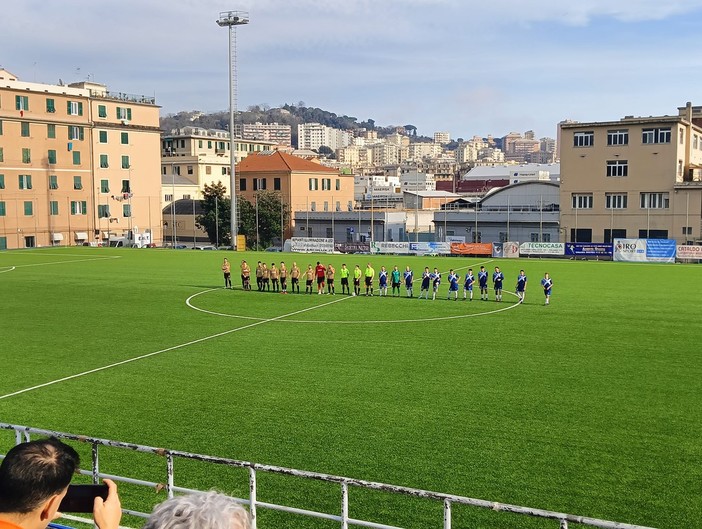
[0,69,161,249]
[560,103,702,243]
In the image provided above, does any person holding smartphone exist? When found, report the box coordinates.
[0,438,122,529]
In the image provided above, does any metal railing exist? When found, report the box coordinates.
[0,423,657,529]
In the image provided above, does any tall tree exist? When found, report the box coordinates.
[196,182,230,246]
[247,191,289,249]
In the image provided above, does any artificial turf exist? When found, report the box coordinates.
[0,247,700,528]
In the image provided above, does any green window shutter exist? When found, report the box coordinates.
[49,175,58,189]
[22,148,31,163]
[99,105,106,118]
[47,124,56,138]
[78,102,83,116]
[67,101,72,114]
[121,180,130,193]
[24,201,33,216]
[79,127,84,140]
[100,154,108,168]
[73,151,81,165]
[48,150,56,164]
[21,122,29,136]
[27,175,33,189]
[46,98,55,112]
[16,95,21,110]
[0,202,5,216]
[101,179,110,193]
[99,130,107,143]
[127,108,132,120]
[0,174,4,189]
[122,156,130,169]
[0,148,3,162]
[74,176,82,190]
[123,204,131,217]
[81,201,87,214]
[50,201,59,215]
[71,201,76,215]
[121,132,128,144]
[0,120,3,135]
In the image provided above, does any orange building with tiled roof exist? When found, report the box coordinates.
[237,150,354,238]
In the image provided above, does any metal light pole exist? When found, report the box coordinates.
[171,165,177,248]
[217,10,249,251]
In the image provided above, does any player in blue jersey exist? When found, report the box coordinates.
[404,266,414,297]
[447,269,459,300]
[541,272,553,305]
[418,267,431,300]
[378,266,389,297]
[463,268,475,301]
[492,266,504,302]
[478,266,489,301]
[430,267,441,301]
[515,269,527,303]
[391,266,401,297]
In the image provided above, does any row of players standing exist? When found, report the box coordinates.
[221,258,553,305]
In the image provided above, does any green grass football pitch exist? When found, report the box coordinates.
[0,247,700,529]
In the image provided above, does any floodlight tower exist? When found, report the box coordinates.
[217,10,249,251]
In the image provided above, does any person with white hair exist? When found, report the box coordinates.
[143,492,249,529]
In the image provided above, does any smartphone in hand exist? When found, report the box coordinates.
[59,484,109,513]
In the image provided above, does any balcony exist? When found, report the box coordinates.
[89,89,156,105]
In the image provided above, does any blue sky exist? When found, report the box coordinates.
[3,0,702,140]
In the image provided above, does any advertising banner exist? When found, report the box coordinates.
[565,243,613,257]
[450,243,493,256]
[334,242,370,254]
[291,237,334,253]
[445,235,466,243]
[676,245,702,260]
[503,241,520,258]
[646,239,676,263]
[613,239,646,262]
[370,241,410,254]
[519,242,565,256]
[409,241,451,255]
[492,243,503,258]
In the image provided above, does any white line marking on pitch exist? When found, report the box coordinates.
[0,295,351,401]
[1,256,122,269]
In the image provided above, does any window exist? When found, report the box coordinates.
[207,141,212,149]
[542,233,551,242]
[682,226,693,235]
[239,178,247,191]
[71,201,88,215]
[164,194,173,202]
[99,130,108,143]
[322,178,331,190]
[15,95,29,111]
[694,135,699,150]
[253,178,266,191]
[0,120,3,135]
[0,148,3,162]
[24,201,33,216]
[640,192,669,209]
[100,154,109,168]
[324,201,329,212]
[116,107,132,121]
[21,122,30,137]
[48,150,57,164]
[98,205,110,218]
[47,124,56,139]
[571,228,593,243]
[471,231,482,243]
[121,180,131,193]
[123,204,132,217]
[336,201,341,212]
[98,105,107,118]
[198,140,203,149]
[182,194,190,200]
[187,165,193,175]
[639,229,669,239]
[205,166,212,175]
[121,155,130,169]
[0,175,4,189]
[67,101,84,116]
[310,201,316,211]
[642,127,671,144]
[100,179,110,193]
[326,227,333,238]
[606,160,628,177]
[274,178,281,191]
[121,132,129,145]
[336,179,341,191]
[607,129,628,146]
[309,178,319,190]
[19,175,32,190]
[72,151,81,165]
[530,233,540,242]
[348,201,353,211]
[605,193,628,209]
[46,98,56,113]
[50,201,59,216]
[74,176,82,190]
[680,128,685,144]
[571,194,593,209]
[0,202,4,216]
[49,175,58,190]
[69,126,84,140]
[499,232,508,242]
[573,131,594,147]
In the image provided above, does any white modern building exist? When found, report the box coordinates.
[297,123,353,151]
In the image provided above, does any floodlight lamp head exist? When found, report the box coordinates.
[217,10,249,27]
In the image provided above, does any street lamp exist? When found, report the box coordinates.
[217,10,249,251]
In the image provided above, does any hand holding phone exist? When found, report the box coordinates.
[59,484,109,513]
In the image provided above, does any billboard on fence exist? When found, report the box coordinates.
[370,241,410,254]
[646,239,676,263]
[450,243,493,256]
[291,237,334,253]
[409,241,451,255]
[335,242,370,253]
[676,245,702,259]
[445,235,466,243]
[503,241,520,258]
[565,243,613,257]
[519,242,565,256]
[492,243,503,258]
[613,239,646,262]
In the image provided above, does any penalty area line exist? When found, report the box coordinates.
[0,295,351,402]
